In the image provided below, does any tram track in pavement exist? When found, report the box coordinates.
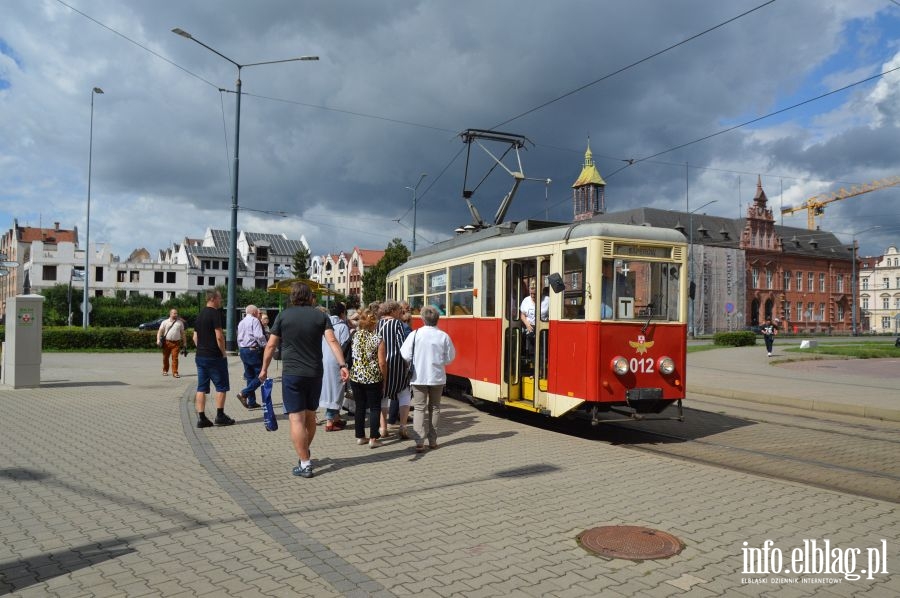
[484,399,900,504]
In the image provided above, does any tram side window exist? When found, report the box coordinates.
[426,268,448,315]
[562,248,586,320]
[449,263,474,315]
[482,260,496,317]
[407,273,424,315]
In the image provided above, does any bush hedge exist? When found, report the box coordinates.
[0,327,195,351]
[713,331,757,347]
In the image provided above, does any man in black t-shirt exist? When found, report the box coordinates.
[193,290,235,428]
[260,283,348,478]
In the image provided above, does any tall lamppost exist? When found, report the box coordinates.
[83,86,103,329]
[173,28,318,351]
[406,173,427,252]
[687,199,717,337]
[847,225,879,335]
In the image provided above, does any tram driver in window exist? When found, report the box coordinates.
[520,280,538,363]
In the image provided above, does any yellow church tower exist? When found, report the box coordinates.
[571,140,606,221]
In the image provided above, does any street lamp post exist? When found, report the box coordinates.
[83,86,103,329]
[406,173,427,253]
[848,226,880,335]
[687,199,716,337]
[173,28,318,351]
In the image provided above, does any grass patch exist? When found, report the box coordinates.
[784,342,900,359]
[687,344,724,354]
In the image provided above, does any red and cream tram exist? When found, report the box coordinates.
[386,220,688,421]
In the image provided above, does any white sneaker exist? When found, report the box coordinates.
[369,438,383,449]
[357,438,368,445]
[767,352,772,357]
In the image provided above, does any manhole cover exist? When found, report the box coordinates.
[577,526,684,560]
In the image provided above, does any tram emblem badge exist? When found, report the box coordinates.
[629,334,654,355]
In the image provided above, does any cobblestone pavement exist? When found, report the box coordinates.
[0,353,898,597]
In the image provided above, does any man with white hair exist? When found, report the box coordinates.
[236,305,267,409]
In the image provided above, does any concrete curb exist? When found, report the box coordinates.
[690,384,900,423]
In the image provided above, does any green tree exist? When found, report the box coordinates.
[362,238,409,303]
[292,246,311,279]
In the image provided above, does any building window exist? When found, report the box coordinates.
[836,275,843,293]
[895,297,900,309]
[883,297,890,309]
[130,271,140,283]
[765,269,773,289]
[208,277,215,286]
[155,272,164,283]
[808,273,814,291]
[862,278,869,291]
[751,267,759,287]
[796,301,803,319]
[819,273,825,292]
[256,247,268,261]
[118,271,126,283]
[784,302,791,320]
[837,304,844,321]
[167,272,176,284]
[95,267,103,282]
[807,302,814,320]
[884,278,890,289]
[796,272,803,291]
[882,316,891,329]
[783,271,791,291]
[818,303,825,320]
[197,276,204,286]
[154,291,163,300]
[42,265,58,281]
[862,297,869,310]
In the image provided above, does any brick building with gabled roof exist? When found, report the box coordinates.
[589,176,855,333]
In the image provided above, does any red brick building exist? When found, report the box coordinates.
[592,178,854,333]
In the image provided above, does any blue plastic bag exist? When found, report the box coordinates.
[261,378,278,431]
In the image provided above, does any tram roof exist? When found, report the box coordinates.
[393,219,686,274]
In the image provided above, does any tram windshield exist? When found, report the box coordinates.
[600,258,682,321]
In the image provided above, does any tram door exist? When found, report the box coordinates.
[503,256,550,407]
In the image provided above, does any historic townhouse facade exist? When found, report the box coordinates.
[311,247,385,303]
[0,221,310,321]
[859,245,900,334]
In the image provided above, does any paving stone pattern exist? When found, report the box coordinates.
[0,353,897,597]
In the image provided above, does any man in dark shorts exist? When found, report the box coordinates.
[193,289,235,428]
[260,282,348,478]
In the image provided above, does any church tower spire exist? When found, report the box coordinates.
[571,138,606,221]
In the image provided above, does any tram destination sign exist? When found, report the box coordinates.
[615,244,671,259]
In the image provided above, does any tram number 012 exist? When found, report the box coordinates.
[630,357,654,373]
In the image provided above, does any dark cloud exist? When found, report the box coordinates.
[1,0,898,258]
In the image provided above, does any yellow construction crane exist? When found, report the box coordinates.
[780,176,900,230]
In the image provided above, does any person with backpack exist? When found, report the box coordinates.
[320,302,351,431]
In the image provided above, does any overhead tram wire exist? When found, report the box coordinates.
[54,0,218,89]
[529,59,900,218]
[626,63,900,167]
[490,0,777,130]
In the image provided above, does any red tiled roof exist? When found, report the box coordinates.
[19,226,77,244]
[356,249,385,265]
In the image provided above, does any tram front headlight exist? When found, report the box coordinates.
[658,356,675,375]
[611,356,629,376]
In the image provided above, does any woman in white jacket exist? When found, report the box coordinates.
[400,305,456,453]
